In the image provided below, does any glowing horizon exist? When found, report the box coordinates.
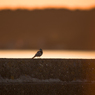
[0,50,95,59]
[0,5,95,10]
[0,0,95,10]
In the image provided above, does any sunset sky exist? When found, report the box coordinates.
[0,0,95,10]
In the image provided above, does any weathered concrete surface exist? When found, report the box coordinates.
[0,59,95,95]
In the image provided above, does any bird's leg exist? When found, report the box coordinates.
[37,56,42,59]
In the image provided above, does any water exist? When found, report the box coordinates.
[0,50,95,59]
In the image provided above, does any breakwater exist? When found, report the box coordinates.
[0,59,95,95]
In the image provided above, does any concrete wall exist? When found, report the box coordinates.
[0,59,95,95]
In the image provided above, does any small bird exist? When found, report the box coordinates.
[32,49,43,59]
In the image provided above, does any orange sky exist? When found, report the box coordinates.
[0,0,95,10]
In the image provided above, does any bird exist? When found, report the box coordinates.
[32,49,43,59]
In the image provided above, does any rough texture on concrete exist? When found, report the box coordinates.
[0,59,95,95]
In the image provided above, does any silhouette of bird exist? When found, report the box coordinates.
[32,49,43,59]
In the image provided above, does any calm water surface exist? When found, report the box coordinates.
[0,50,95,59]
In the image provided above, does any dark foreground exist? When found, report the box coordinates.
[0,59,95,95]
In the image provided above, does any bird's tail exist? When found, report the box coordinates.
[32,55,35,59]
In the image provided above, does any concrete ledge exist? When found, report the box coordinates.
[0,59,95,95]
